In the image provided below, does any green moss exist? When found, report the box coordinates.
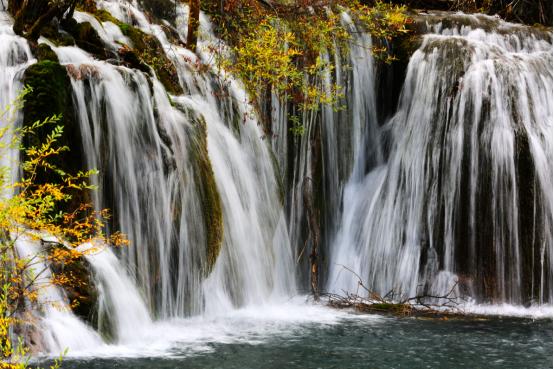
[94,9,121,24]
[118,22,131,34]
[22,60,87,211]
[35,43,59,62]
[40,24,75,47]
[189,116,224,274]
[119,23,183,95]
[23,61,72,130]
[65,8,182,94]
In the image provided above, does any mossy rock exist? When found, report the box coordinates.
[118,23,183,95]
[40,24,75,47]
[93,9,121,25]
[34,43,59,62]
[62,19,113,59]
[75,22,104,51]
[22,60,88,212]
[22,60,73,139]
[189,116,224,274]
[139,0,176,25]
[118,47,151,74]
[84,7,182,94]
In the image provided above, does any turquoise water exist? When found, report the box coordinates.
[41,307,552,369]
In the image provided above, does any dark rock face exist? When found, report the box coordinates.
[139,0,177,24]
[65,19,114,59]
[46,243,99,327]
[22,60,91,221]
[22,60,82,174]
[118,23,183,95]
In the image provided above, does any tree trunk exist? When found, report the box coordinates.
[9,0,74,40]
[27,5,60,41]
[303,176,320,300]
[186,0,200,52]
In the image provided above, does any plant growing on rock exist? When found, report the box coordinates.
[0,91,126,367]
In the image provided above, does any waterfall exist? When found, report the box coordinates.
[81,244,152,343]
[44,0,296,325]
[14,236,104,354]
[327,13,552,305]
[279,13,380,286]
[1,0,552,358]
[0,7,34,191]
[0,7,111,357]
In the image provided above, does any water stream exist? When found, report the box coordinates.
[327,13,553,305]
[0,1,551,365]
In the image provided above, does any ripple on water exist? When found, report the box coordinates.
[35,301,552,369]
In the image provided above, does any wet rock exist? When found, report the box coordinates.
[22,60,89,213]
[46,242,99,326]
[34,43,59,62]
[189,115,224,274]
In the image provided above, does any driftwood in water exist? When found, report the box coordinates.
[322,265,468,318]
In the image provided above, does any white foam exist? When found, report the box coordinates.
[44,298,381,359]
[463,303,553,319]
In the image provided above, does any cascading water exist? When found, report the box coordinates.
[50,41,207,318]
[81,243,152,343]
[0,4,34,190]
[0,5,107,356]
[46,0,296,327]
[327,13,553,305]
[1,0,552,360]
[0,6,94,359]
[280,13,380,285]
[13,236,104,354]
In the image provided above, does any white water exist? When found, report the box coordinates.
[73,11,129,50]
[0,6,34,192]
[279,13,381,284]
[0,1,550,359]
[13,235,104,354]
[327,13,553,305]
[36,297,381,358]
[0,6,106,357]
[80,244,152,343]
[47,0,296,326]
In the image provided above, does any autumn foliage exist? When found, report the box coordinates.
[0,91,126,368]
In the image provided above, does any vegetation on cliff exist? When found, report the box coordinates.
[188,115,224,274]
[1,4,549,366]
[200,0,411,113]
[0,92,126,366]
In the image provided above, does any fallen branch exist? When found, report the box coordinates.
[319,264,469,318]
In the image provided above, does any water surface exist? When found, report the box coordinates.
[42,304,552,369]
